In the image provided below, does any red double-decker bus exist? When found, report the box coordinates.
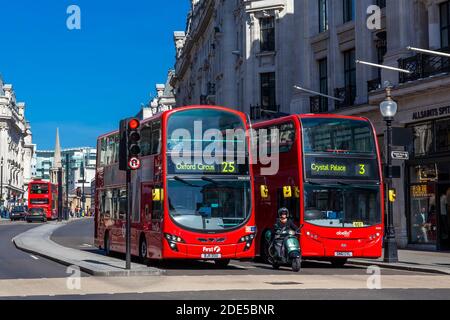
[94,106,256,266]
[253,114,384,267]
[28,179,59,221]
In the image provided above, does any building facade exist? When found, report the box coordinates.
[171,0,295,118]
[172,0,450,251]
[0,77,35,207]
[138,70,177,120]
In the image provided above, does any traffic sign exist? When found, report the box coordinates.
[391,151,409,161]
[128,157,141,170]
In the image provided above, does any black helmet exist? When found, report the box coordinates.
[278,207,289,218]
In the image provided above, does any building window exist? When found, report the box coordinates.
[260,17,275,52]
[344,49,356,103]
[319,0,328,33]
[376,0,386,9]
[343,0,355,23]
[440,1,450,49]
[319,58,328,111]
[436,118,450,153]
[260,72,276,111]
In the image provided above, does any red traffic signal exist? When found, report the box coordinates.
[128,118,140,130]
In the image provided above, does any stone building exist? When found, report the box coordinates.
[172,0,450,251]
[0,76,35,207]
[290,0,450,252]
[138,70,177,120]
[171,0,295,118]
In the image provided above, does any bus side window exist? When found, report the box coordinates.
[151,121,161,155]
[118,188,127,220]
[140,123,152,156]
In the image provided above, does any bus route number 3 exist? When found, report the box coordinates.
[358,164,366,176]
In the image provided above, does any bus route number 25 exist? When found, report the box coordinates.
[222,162,236,174]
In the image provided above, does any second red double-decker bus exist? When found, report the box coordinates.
[28,179,59,221]
[253,114,384,266]
[94,106,256,266]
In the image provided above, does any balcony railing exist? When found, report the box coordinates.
[334,86,356,109]
[250,104,282,121]
[399,49,450,83]
[310,95,328,113]
[367,77,382,92]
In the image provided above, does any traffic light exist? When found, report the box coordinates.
[119,118,141,171]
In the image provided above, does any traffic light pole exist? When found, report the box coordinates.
[119,118,141,271]
[126,168,131,270]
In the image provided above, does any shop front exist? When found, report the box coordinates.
[407,117,450,251]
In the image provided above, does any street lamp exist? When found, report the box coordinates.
[380,81,399,263]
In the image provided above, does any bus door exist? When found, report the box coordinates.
[146,184,163,259]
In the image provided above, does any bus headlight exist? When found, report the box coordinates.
[164,233,185,252]
[239,233,255,251]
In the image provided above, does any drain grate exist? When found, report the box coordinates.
[266,282,303,286]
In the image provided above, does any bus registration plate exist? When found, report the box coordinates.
[201,254,222,259]
[334,252,353,257]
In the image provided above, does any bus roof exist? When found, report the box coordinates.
[252,113,371,128]
[97,105,248,141]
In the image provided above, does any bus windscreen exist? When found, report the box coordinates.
[302,118,376,155]
[166,109,249,176]
[30,184,49,194]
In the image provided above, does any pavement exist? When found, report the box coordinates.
[12,221,164,277]
[2,219,450,299]
[349,250,450,275]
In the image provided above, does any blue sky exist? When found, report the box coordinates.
[0,0,189,149]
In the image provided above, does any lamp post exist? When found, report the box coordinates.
[81,159,86,216]
[380,81,399,263]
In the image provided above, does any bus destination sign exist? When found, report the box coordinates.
[304,156,379,181]
[168,161,247,175]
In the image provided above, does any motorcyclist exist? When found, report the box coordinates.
[273,208,299,258]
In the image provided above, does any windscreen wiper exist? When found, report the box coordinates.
[305,181,324,186]
[173,176,201,188]
[201,176,219,185]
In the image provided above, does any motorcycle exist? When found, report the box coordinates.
[265,227,302,272]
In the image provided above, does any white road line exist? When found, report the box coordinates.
[29,255,39,260]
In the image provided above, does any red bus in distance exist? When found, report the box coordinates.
[94,106,256,266]
[253,114,384,267]
[28,179,59,221]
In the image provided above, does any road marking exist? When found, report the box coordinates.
[30,255,39,260]
[81,244,93,247]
